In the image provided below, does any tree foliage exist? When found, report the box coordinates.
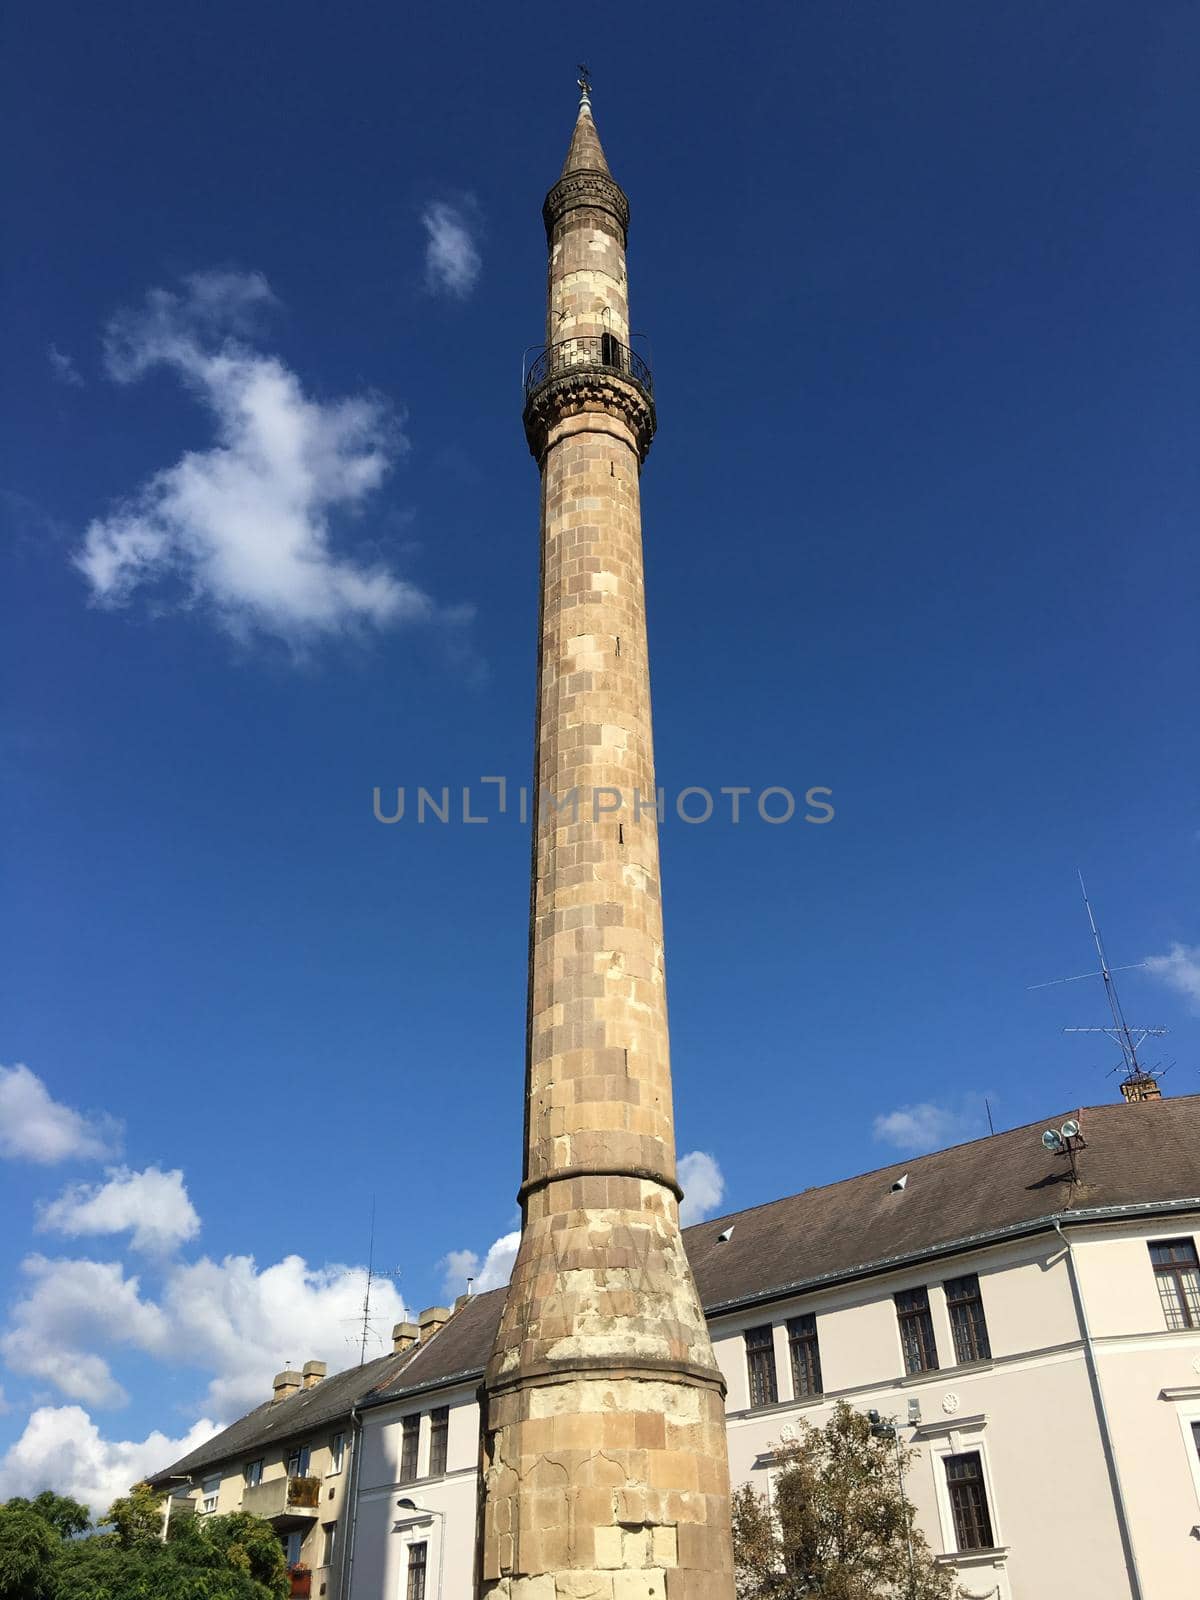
[731,1401,965,1600]
[0,1484,288,1600]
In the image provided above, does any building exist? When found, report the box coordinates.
[154,1094,1200,1598]
[480,73,734,1600]
[148,1311,455,1599]
[349,1095,1200,1600]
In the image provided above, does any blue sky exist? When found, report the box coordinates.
[2,0,1198,1509]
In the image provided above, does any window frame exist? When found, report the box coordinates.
[944,1273,992,1365]
[786,1313,823,1398]
[406,1539,428,1600]
[321,1520,337,1567]
[285,1442,312,1479]
[328,1431,345,1475]
[1149,1238,1200,1331]
[428,1406,449,1477]
[744,1323,778,1408]
[399,1413,420,1483]
[200,1474,220,1515]
[895,1286,939,1374]
[944,1451,995,1552]
[243,1458,263,1488]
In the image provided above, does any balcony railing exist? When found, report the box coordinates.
[241,1474,321,1524]
[524,335,652,399]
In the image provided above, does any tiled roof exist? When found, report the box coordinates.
[152,1095,1200,1478]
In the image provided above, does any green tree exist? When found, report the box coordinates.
[105,1480,166,1549]
[0,1490,288,1600]
[731,1400,965,1599]
[0,1501,62,1600]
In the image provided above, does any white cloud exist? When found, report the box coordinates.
[678,1151,725,1226]
[1,1256,167,1407]
[422,202,481,298]
[1144,942,1200,1013]
[872,1096,990,1156]
[1,1249,408,1422]
[74,270,437,644]
[37,1166,200,1255]
[438,1247,479,1299]
[48,344,84,387]
[0,1064,121,1165]
[440,1231,519,1298]
[0,1406,218,1515]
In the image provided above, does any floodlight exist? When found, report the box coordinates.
[1042,1129,1063,1151]
[1061,1118,1080,1139]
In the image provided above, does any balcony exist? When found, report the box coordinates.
[240,1474,321,1529]
[523,335,653,400]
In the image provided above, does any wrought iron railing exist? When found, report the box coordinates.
[524,335,653,398]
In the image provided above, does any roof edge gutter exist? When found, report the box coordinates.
[698,1195,1200,1319]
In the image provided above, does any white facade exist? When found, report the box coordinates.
[349,1214,1200,1600]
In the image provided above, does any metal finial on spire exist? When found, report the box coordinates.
[577,62,592,107]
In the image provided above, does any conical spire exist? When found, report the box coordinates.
[560,80,610,176]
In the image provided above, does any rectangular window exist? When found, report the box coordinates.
[895,1287,939,1374]
[286,1443,312,1478]
[406,1541,428,1600]
[745,1324,778,1408]
[243,1459,263,1488]
[429,1407,449,1477]
[322,1522,337,1566]
[1150,1239,1200,1331]
[945,1452,994,1550]
[329,1432,345,1475]
[285,1530,303,1568]
[787,1314,823,1397]
[201,1474,219,1514]
[400,1415,420,1483]
[945,1274,992,1364]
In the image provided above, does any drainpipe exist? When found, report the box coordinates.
[338,1403,364,1600]
[1053,1218,1143,1600]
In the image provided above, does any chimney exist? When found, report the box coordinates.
[392,1321,419,1355]
[301,1360,327,1389]
[418,1306,451,1342]
[272,1369,302,1402]
[1120,1071,1163,1104]
[454,1292,473,1314]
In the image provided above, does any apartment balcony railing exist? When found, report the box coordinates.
[523,335,653,400]
[241,1474,321,1527]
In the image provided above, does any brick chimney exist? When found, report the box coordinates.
[1120,1070,1163,1103]
[391,1321,419,1354]
[417,1306,451,1342]
[301,1360,327,1389]
[271,1368,302,1402]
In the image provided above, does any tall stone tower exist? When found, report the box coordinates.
[478,81,735,1600]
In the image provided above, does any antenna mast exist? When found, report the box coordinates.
[352,1197,402,1366]
[1032,876,1168,1101]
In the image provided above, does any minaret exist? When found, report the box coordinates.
[479,78,735,1600]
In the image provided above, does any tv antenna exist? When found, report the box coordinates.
[1030,874,1167,1099]
[345,1197,403,1366]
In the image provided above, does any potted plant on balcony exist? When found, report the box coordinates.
[288,1562,312,1598]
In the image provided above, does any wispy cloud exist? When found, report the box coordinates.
[872,1095,991,1156]
[0,1065,121,1165]
[74,270,448,647]
[422,201,481,299]
[37,1167,200,1255]
[1144,942,1200,1013]
[678,1150,725,1226]
[48,344,84,387]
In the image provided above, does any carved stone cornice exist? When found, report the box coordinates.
[522,368,656,465]
[542,167,629,242]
